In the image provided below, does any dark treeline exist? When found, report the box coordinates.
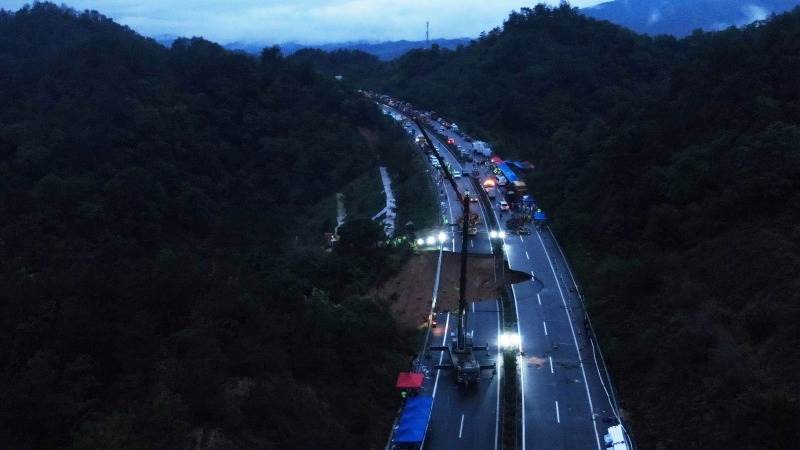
[309,3,800,448]
[0,3,418,449]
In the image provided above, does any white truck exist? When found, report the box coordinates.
[472,140,492,157]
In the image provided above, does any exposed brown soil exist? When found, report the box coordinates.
[374,250,529,328]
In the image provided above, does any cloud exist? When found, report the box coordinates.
[647,8,661,25]
[741,4,768,24]
[0,0,605,44]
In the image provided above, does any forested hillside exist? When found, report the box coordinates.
[0,4,418,449]
[332,4,800,448]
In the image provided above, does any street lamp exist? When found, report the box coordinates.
[437,231,447,243]
[416,238,425,246]
[426,236,436,246]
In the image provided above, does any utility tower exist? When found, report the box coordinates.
[426,21,429,48]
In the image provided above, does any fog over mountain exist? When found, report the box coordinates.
[583,0,800,35]
[228,38,472,60]
[151,35,471,60]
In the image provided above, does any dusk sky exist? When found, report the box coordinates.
[0,1,605,44]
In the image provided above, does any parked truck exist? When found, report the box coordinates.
[472,140,492,157]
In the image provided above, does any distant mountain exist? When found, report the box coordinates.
[583,0,800,36]
[225,38,471,60]
[151,35,470,60]
[150,33,179,47]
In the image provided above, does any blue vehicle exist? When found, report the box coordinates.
[533,209,548,228]
[392,396,434,449]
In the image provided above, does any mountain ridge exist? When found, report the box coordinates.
[583,0,800,35]
[152,34,471,60]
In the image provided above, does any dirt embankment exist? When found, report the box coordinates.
[373,251,529,328]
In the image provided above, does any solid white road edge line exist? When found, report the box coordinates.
[511,284,526,450]
[536,230,602,450]
[431,247,443,310]
[495,299,501,450]
[549,228,624,422]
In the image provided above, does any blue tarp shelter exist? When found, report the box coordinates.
[393,396,433,445]
[497,162,519,183]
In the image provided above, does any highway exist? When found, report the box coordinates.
[384,105,493,256]
[424,128,494,256]
[383,104,501,450]
[383,103,622,449]
[420,302,502,450]
[434,123,622,450]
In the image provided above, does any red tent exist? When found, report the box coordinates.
[490,156,503,164]
[395,372,424,390]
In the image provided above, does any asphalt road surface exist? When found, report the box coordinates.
[435,124,621,450]
[423,124,494,256]
[383,105,621,450]
[383,105,502,450]
[420,301,502,450]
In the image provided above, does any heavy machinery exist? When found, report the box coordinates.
[505,213,530,235]
[458,211,480,237]
[430,194,496,387]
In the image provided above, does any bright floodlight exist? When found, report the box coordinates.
[499,332,521,350]
[498,230,507,239]
[489,230,498,239]
[437,231,447,243]
[426,236,436,245]
[416,238,425,246]
[498,333,510,348]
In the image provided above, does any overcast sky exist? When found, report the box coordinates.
[0,0,604,44]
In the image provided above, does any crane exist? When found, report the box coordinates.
[429,193,496,387]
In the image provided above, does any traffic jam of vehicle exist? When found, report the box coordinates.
[369,91,548,241]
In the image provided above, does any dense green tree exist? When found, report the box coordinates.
[310,3,800,447]
[0,3,416,449]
